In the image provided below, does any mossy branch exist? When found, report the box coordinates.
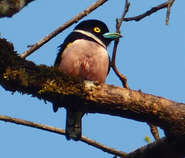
[1,38,185,158]
[0,0,35,18]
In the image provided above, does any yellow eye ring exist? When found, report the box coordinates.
[94,27,101,33]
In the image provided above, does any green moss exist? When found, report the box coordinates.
[0,38,88,105]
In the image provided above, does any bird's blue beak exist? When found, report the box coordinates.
[103,32,122,40]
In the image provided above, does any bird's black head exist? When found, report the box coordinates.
[73,20,122,47]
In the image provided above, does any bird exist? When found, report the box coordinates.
[53,19,122,141]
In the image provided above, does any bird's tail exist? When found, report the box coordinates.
[65,110,83,141]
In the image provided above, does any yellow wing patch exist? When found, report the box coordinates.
[66,42,72,48]
[61,42,73,59]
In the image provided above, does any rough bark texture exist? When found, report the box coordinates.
[0,38,185,158]
[0,0,35,18]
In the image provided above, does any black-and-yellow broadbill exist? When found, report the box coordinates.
[53,19,122,141]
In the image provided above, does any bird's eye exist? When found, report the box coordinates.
[94,27,101,33]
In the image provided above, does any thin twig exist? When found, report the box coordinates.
[0,114,128,157]
[124,0,175,25]
[20,0,109,59]
[111,0,130,88]
[116,0,130,32]
[166,0,175,25]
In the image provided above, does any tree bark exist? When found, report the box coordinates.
[0,38,185,158]
[0,0,35,18]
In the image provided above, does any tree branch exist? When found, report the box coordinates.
[123,0,175,25]
[126,137,185,158]
[20,0,109,59]
[1,113,184,158]
[0,114,127,157]
[166,0,175,25]
[111,0,130,88]
[0,0,35,18]
[1,38,185,157]
[147,123,160,140]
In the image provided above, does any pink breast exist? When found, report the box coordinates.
[58,39,109,83]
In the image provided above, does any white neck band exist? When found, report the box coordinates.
[73,29,106,49]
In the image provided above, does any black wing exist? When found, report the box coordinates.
[54,32,92,67]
